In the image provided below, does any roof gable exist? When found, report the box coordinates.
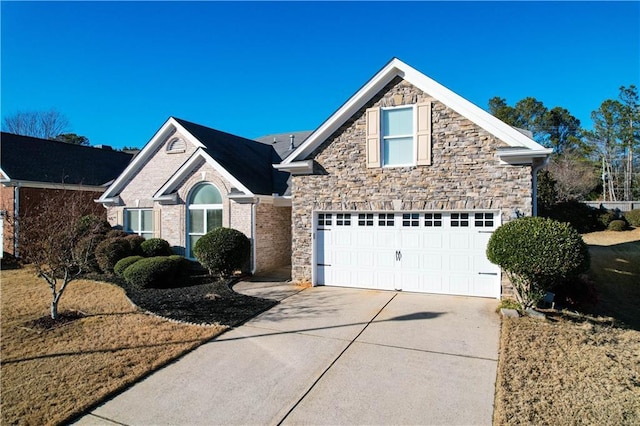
[282,58,551,164]
[99,117,288,202]
[0,132,132,186]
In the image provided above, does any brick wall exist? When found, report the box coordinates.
[255,203,291,273]
[291,77,533,297]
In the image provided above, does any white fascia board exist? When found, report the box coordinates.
[283,58,549,164]
[100,118,181,201]
[154,149,254,199]
[254,194,292,207]
[497,148,553,165]
[227,193,257,204]
[274,160,314,174]
[170,117,206,149]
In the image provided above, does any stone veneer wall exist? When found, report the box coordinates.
[255,203,291,273]
[291,77,533,297]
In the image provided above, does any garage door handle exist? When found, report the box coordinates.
[395,250,402,261]
[478,272,498,275]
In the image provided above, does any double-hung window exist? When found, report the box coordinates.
[382,106,414,166]
[125,209,154,239]
[366,102,432,168]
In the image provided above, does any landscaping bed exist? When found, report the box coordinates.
[113,274,278,326]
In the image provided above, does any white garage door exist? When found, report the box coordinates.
[315,211,501,298]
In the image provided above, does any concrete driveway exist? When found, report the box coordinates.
[76,284,500,425]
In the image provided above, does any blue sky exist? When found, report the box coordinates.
[2,1,638,149]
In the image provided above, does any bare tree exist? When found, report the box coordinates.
[548,153,600,201]
[3,109,71,140]
[17,189,105,320]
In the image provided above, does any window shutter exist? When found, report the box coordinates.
[154,209,161,238]
[416,102,432,166]
[116,209,124,228]
[365,107,381,168]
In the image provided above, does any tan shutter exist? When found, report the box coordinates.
[154,209,161,238]
[416,102,432,166]
[365,107,381,168]
[116,209,124,228]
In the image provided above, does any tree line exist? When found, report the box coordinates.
[489,85,639,202]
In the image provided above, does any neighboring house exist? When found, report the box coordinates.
[96,117,292,274]
[276,58,552,298]
[0,132,133,257]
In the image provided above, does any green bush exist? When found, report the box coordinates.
[76,215,110,238]
[114,255,144,277]
[74,234,106,272]
[95,238,132,273]
[541,200,602,233]
[624,209,640,227]
[597,210,618,228]
[487,217,590,308]
[194,228,251,276]
[608,219,627,231]
[124,234,146,255]
[140,238,172,257]
[123,256,186,288]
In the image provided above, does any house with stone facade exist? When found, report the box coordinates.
[276,58,552,298]
[96,117,293,274]
[1,132,132,257]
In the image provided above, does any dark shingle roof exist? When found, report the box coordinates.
[0,132,133,186]
[255,131,313,159]
[173,118,289,196]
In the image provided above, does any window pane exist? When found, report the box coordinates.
[189,209,204,234]
[189,235,201,258]
[191,184,222,205]
[141,210,153,232]
[206,209,222,232]
[141,232,154,240]
[384,137,413,165]
[126,210,139,233]
[383,108,413,136]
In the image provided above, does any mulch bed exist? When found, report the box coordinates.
[94,274,278,327]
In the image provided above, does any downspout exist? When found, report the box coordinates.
[532,157,551,217]
[13,185,19,257]
[251,201,257,274]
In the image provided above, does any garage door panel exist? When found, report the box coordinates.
[315,211,500,298]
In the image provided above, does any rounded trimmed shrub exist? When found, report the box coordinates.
[123,256,182,288]
[124,234,146,255]
[106,229,130,239]
[624,209,640,227]
[114,255,144,277]
[487,217,590,307]
[608,219,627,231]
[140,238,172,257]
[194,227,250,276]
[95,238,132,273]
[597,210,617,229]
[76,215,110,238]
[74,234,106,272]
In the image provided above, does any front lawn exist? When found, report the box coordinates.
[493,228,640,424]
[0,267,274,425]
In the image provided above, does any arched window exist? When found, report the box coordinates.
[187,183,223,258]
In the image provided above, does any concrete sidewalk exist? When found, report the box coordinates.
[76,286,500,425]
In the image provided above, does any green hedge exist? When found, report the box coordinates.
[124,234,146,255]
[140,238,173,257]
[608,219,627,231]
[487,217,590,307]
[624,209,640,227]
[122,256,187,288]
[194,228,250,276]
[95,238,132,273]
[114,255,144,277]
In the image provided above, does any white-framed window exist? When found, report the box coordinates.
[187,183,223,258]
[366,103,431,169]
[382,106,415,167]
[125,209,154,239]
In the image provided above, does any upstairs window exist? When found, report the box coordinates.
[382,107,414,166]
